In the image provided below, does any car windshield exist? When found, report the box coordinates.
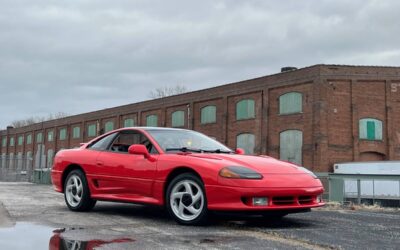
[146,129,232,153]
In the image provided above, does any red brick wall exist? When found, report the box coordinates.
[2,65,400,172]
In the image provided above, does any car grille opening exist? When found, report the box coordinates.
[298,196,313,205]
[272,196,295,205]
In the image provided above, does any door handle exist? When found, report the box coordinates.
[96,161,104,166]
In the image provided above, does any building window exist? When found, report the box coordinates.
[18,136,24,146]
[36,132,43,143]
[0,153,4,168]
[9,153,14,168]
[2,137,7,147]
[47,131,54,142]
[87,124,97,137]
[59,128,67,141]
[17,152,23,169]
[26,134,32,144]
[279,92,302,115]
[172,111,185,127]
[10,137,15,147]
[236,133,255,155]
[47,149,54,168]
[26,151,33,168]
[26,151,32,160]
[280,130,303,165]
[236,99,255,120]
[105,121,114,132]
[146,115,158,127]
[201,105,216,124]
[124,118,134,127]
[72,126,81,139]
[359,118,383,140]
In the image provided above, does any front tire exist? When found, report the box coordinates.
[64,169,96,211]
[166,173,209,225]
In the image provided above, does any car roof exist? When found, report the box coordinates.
[120,127,189,132]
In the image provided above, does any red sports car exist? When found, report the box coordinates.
[51,127,324,225]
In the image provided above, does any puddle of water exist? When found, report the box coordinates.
[50,232,134,250]
[0,223,134,250]
[0,222,54,250]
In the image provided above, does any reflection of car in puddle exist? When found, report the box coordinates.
[49,229,134,250]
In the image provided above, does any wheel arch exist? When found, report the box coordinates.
[163,166,204,202]
[61,164,86,193]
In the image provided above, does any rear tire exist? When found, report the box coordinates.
[64,169,96,212]
[166,173,209,225]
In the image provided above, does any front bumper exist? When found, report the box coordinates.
[206,185,324,211]
[51,169,63,193]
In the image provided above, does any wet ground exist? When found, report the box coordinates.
[0,182,399,249]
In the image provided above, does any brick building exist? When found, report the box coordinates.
[1,64,400,173]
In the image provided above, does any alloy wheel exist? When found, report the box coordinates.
[169,179,204,221]
[65,174,83,207]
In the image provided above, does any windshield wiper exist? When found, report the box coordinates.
[201,149,233,154]
[165,147,202,153]
[165,147,232,154]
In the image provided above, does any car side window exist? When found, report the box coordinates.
[109,130,158,154]
[88,133,118,151]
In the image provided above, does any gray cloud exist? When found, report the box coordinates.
[1,0,400,128]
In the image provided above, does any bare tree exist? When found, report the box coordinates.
[10,112,69,128]
[148,85,189,99]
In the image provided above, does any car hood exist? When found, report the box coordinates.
[186,153,305,174]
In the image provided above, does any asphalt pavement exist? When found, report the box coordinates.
[0,182,399,250]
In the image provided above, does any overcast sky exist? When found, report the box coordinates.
[1,0,400,129]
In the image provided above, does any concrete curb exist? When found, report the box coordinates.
[0,202,15,228]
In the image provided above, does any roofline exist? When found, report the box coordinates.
[2,63,400,133]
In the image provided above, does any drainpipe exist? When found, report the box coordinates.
[187,104,190,129]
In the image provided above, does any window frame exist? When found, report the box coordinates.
[17,135,24,146]
[104,121,114,133]
[108,130,158,155]
[146,115,158,127]
[72,126,81,139]
[200,105,217,124]
[279,92,303,115]
[279,129,303,165]
[236,133,256,155]
[236,99,255,121]
[36,132,43,143]
[87,124,97,137]
[59,128,67,141]
[47,131,54,142]
[26,134,32,145]
[2,137,7,147]
[359,118,383,141]
[87,132,118,151]
[123,118,135,127]
[171,110,185,127]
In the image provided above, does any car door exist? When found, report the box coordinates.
[96,130,158,197]
[84,132,119,195]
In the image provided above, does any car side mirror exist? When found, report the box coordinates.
[235,148,245,155]
[128,144,156,162]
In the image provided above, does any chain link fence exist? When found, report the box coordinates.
[0,155,34,182]
[0,144,55,183]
